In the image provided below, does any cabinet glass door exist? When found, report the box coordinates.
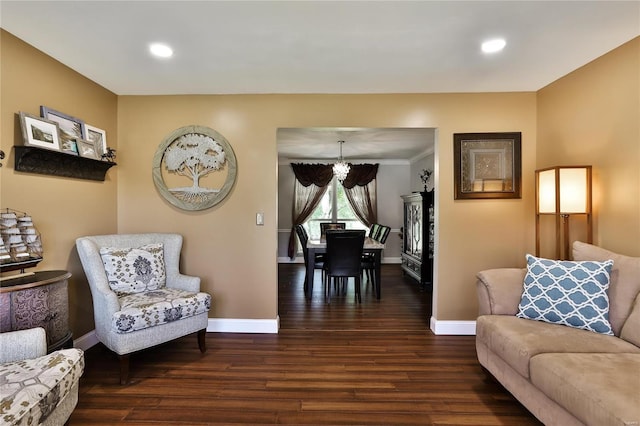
[404,200,422,257]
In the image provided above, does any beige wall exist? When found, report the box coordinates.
[0,30,118,336]
[118,93,537,322]
[537,37,640,256]
[428,94,537,320]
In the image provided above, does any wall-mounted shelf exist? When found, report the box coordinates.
[14,146,116,181]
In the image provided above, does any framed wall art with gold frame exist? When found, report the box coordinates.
[453,132,521,200]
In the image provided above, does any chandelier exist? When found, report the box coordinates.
[332,140,350,183]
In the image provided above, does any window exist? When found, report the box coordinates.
[304,177,367,240]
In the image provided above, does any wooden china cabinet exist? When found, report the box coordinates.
[401,191,434,290]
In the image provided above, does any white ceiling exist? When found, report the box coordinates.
[1,1,638,161]
[1,1,638,96]
[277,127,435,162]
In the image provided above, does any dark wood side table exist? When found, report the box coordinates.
[0,270,73,352]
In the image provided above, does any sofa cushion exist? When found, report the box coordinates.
[100,243,166,296]
[573,241,640,336]
[530,353,640,426]
[476,315,640,379]
[0,348,84,426]
[113,288,211,333]
[516,254,614,335]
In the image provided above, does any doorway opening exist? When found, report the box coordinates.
[276,127,437,330]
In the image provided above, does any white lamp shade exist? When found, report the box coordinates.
[559,168,588,213]
[537,166,590,214]
[538,169,557,213]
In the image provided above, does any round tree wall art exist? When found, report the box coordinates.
[153,125,237,211]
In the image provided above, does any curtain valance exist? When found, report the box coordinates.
[291,163,378,188]
[341,164,378,189]
[291,163,333,187]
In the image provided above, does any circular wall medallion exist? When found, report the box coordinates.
[152,125,237,211]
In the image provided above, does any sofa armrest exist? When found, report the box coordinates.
[167,273,201,292]
[0,327,47,363]
[476,268,526,316]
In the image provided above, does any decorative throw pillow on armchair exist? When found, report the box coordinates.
[99,243,166,296]
[516,254,614,335]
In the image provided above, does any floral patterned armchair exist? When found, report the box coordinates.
[76,233,211,384]
[0,327,84,425]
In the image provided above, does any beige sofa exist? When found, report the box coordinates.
[476,241,640,426]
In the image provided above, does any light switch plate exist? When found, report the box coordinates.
[256,212,264,225]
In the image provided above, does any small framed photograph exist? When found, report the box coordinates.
[63,140,79,156]
[77,139,100,160]
[84,124,107,158]
[19,112,61,151]
[454,132,522,199]
[40,106,85,149]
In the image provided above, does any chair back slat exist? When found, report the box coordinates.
[377,225,391,244]
[369,223,382,240]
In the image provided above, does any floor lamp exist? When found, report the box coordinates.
[535,166,592,260]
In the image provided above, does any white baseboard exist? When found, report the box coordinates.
[278,257,305,263]
[207,317,279,334]
[74,330,99,351]
[430,317,476,335]
[72,317,281,351]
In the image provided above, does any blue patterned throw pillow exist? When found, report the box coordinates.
[516,254,614,335]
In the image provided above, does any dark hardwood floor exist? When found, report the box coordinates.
[70,264,540,425]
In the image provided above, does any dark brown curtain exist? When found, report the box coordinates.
[290,163,334,187]
[341,164,378,189]
[341,164,378,228]
[288,164,333,259]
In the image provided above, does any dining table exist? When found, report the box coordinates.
[305,236,385,300]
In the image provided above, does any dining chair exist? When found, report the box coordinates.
[323,229,365,303]
[362,224,390,285]
[320,222,346,238]
[295,224,325,294]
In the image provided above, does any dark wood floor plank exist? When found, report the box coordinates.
[277,411,434,425]
[69,408,131,423]
[125,407,280,424]
[70,264,540,425]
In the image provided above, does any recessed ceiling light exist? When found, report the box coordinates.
[481,38,506,54]
[149,43,173,58]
